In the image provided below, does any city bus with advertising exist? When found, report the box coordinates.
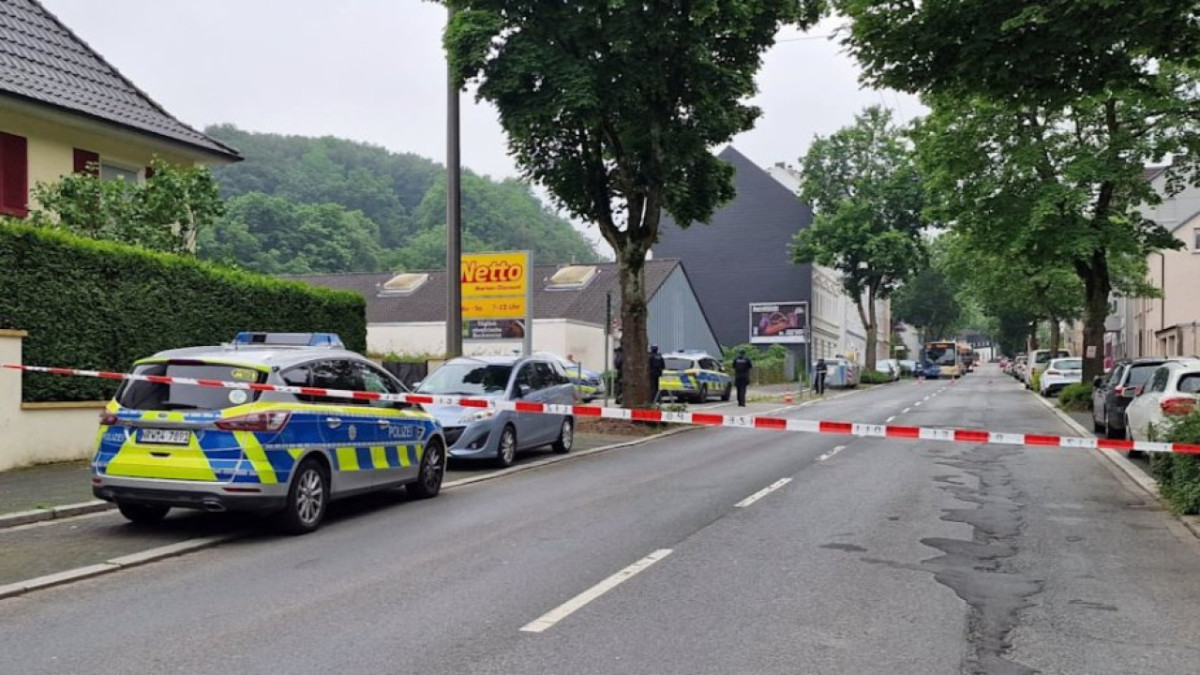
[923,340,962,378]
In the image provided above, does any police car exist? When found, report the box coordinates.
[658,350,732,403]
[91,332,445,534]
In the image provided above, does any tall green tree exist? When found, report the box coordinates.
[792,106,926,371]
[836,0,1200,382]
[443,0,821,405]
[30,158,223,254]
[890,267,962,344]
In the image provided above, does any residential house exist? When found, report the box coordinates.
[0,0,241,223]
[290,259,720,374]
[653,147,889,375]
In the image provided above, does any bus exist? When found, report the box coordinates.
[923,340,962,378]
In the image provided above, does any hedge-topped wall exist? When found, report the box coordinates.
[0,221,367,402]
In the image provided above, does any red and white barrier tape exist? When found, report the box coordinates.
[5,364,1199,456]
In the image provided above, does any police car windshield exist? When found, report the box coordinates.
[664,358,693,370]
[419,363,513,396]
[117,363,264,411]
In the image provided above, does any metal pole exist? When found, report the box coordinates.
[445,6,463,357]
[604,291,611,406]
[522,251,533,357]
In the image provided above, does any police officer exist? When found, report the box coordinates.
[814,358,828,395]
[732,349,752,407]
[648,345,665,403]
[613,345,624,403]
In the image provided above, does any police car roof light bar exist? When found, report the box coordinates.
[232,332,345,349]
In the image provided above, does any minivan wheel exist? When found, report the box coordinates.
[552,417,574,454]
[495,425,517,468]
[408,437,445,499]
[117,502,169,525]
[277,458,328,535]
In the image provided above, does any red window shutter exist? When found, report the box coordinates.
[0,132,30,218]
[73,148,99,176]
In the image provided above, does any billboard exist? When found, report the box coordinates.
[749,301,808,344]
[461,252,532,348]
[465,319,525,341]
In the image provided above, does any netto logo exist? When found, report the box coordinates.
[462,260,524,283]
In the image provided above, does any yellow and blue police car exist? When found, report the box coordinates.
[91,332,445,534]
[658,351,732,403]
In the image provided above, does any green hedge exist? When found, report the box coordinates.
[859,370,893,385]
[0,221,366,402]
[1057,383,1092,411]
[1151,412,1200,515]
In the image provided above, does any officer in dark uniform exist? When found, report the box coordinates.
[732,349,752,407]
[613,345,624,403]
[814,358,828,395]
[648,345,665,403]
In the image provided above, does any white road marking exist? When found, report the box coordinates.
[520,549,673,633]
[820,444,849,458]
[902,408,911,414]
[885,416,896,423]
[914,401,923,407]
[734,478,792,508]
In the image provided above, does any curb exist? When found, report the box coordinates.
[0,500,113,531]
[1034,394,1200,540]
[0,534,236,600]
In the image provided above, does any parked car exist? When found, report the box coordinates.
[418,355,578,467]
[1038,357,1082,397]
[658,351,732,402]
[898,359,917,376]
[91,332,445,534]
[1091,358,1171,439]
[1024,349,1071,389]
[1124,360,1200,444]
[534,352,606,402]
[1011,355,1027,380]
[916,360,941,379]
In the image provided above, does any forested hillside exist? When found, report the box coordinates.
[197,125,602,274]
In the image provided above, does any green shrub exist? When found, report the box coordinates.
[0,220,365,402]
[720,343,791,385]
[1151,412,1200,515]
[1057,382,1093,411]
[1030,370,1042,393]
[859,370,893,385]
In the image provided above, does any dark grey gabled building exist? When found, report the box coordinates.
[653,146,815,358]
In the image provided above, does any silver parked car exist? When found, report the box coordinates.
[418,355,578,467]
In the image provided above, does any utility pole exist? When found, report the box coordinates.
[445,6,463,357]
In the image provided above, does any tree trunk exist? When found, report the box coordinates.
[1080,260,1111,383]
[616,245,651,407]
[864,288,878,371]
[1048,318,1060,357]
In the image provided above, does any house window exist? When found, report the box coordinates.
[100,162,140,184]
[0,131,29,218]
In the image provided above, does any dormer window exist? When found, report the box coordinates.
[378,273,429,297]
[545,265,598,291]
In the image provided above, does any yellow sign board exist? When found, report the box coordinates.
[461,251,529,299]
[461,251,529,322]
[462,297,528,320]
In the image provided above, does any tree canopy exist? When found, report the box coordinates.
[792,106,926,369]
[444,0,821,405]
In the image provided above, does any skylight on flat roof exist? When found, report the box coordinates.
[378,273,429,296]
[545,265,598,290]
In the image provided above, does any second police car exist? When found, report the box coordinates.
[657,350,732,403]
[91,332,445,534]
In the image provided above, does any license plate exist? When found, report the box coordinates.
[138,428,190,446]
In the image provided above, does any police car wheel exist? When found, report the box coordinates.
[278,458,328,535]
[408,437,445,499]
[695,384,708,403]
[495,426,517,468]
[552,417,574,454]
[117,502,169,524]
[721,385,731,402]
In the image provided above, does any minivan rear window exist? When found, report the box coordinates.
[117,362,264,411]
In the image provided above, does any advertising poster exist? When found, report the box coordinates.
[749,301,808,344]
[465,319,526,341]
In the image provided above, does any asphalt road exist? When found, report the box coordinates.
[2,367,1198,674]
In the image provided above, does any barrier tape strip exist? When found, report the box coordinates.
[5,364,1199,456]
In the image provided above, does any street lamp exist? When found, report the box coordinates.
[445,6,463,357]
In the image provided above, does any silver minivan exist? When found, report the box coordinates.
[417,355,578,467]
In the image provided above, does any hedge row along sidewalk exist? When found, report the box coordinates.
[0,219,366,403]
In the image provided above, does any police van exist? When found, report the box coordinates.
[91,332,445,534]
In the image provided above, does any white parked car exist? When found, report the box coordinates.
[1038,357,1082,397]
[875,359,901,381]
[1124,360,1200,443]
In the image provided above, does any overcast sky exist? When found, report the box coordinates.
[45,0,922,253]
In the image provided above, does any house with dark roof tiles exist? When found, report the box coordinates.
[288,259,720,373]
[0,0,241,220]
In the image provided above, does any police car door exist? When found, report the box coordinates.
[310,359,376,494]
[355,361,421,487]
